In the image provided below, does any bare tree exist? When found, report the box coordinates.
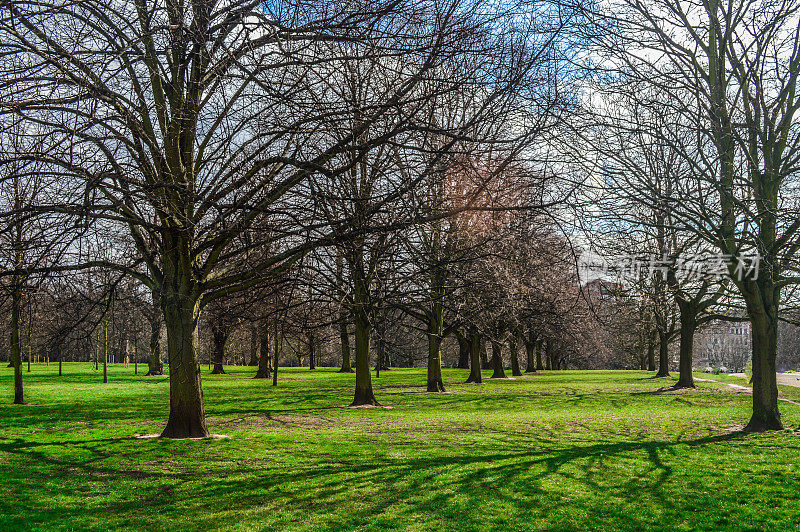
[1,0,522,434]
[0,123,81,403]
[582,0,800,430]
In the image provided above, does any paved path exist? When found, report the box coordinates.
[730,372,800,388]
[696,375,800,406]
[776,373,800,388]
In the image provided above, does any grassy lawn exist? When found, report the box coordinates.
[1,364,800,531]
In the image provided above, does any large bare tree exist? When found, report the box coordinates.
[0,0,512,435]
[583,0,800,430]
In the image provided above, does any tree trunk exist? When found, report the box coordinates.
[254,319,271,379]
[536,337,544,370]
[336,251,354,373]
[248,324,259,366]
[510,335,522,377]
[480,338,490,369]
[272,319,279,387]
[646,330,656,371]
[545,339,552,370]
[210,328,227,374]
[426,300,445,392]
[426,336,445,392]
[375,338,381,378]
[638,338,646,370]
[456,331,470,369]
[743,283,782,432]
[147,325,162,375]
[524,333,537,373]
[308,332,316,370]
[338,316,353,373]
[374,330,389,372]
[674,300,696,388]
[490,340,507,379]
[655,331,670,377]
[466,330,483,383]
[351,307,378,405]
[10,284,24,404]
[146,308,163,376]
[160,288,208,439]
[102,318,108,383]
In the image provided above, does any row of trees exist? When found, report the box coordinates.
[2,0,799,437]
[0,0,589,437]
[0,182,604,385]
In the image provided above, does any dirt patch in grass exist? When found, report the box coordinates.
[133,433,230,441]
[341,404,395,409]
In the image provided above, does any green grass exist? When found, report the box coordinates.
[2,364,800,531]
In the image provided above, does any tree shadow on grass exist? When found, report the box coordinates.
[182,430,755,530]
[0,429,759,531]
[631,386,692,396]
[633,375,671,382]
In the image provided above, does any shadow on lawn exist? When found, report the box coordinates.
[0,435,190,480]
[0,429,755,530]
[631,386,691,396]
[188,430,754,529]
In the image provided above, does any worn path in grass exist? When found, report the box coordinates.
[728,372,800,389]
[699,373,800,406]
[1,365,800,531]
